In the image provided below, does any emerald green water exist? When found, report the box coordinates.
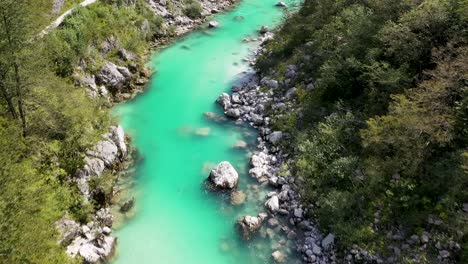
[114,1,300,263]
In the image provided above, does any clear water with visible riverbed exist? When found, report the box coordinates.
[114,1,300,263]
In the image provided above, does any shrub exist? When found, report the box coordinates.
[184,0,203,19]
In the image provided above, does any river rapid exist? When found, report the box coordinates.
[114,0,300,263]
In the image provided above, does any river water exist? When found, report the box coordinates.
[114,1,300,263]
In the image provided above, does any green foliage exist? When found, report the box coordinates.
[294,109,361,200]
[45,0,163,77]
[0,1,152,262]
[184,0,203,19]
[259,0,468,259]
[0,118,77,263]
[361,46,468,227]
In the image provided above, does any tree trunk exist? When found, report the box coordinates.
[0,79,18,119]
[13,63,26,137]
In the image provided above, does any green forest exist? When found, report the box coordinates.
[257,0,468,262]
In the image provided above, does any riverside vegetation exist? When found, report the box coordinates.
[254,0,468,262]
[1,0,467,263]
[0,0,224,262]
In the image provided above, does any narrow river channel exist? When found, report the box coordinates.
[114,0,300,263]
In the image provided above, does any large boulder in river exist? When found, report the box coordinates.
[238,214,265,240]
[209,21,220,28]
[209,161,239,189]
[272,250,286,263]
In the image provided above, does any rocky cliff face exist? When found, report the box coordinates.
[75,125,127,200]
[57,125,127,263]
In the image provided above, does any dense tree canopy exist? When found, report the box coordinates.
[0,0,156,262]
[258,0,468,261]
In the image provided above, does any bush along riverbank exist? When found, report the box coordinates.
[0,0,235,263]
[239,0,466,263]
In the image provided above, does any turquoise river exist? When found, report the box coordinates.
[114,0,300,263]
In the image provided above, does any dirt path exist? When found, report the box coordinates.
[37,0,98,39]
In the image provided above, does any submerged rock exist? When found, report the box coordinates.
[272,250,286,263]
[233,140,247,149]
[201,162,217,175]
[238,215,264,240]
[120,198,135,213]
[195,127,211,136]
[209,161,239,189]
[204,111,227,122]
[231,190,247,205]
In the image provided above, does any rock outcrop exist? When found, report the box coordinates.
[75,125,127,200]
[57,208,115,264]
[96,61,132,92]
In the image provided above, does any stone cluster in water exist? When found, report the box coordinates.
[210,35,337,263]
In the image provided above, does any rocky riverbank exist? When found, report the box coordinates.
[55,125,131,263]
[148,0,235,39]
[213,31,337,263]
